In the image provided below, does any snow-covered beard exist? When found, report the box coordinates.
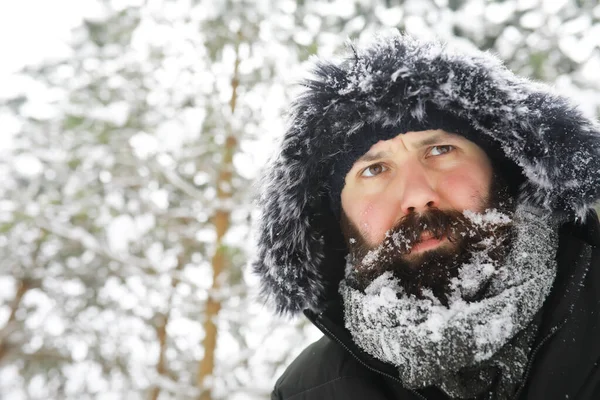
[341,207,514,305]
[340,206,559,397]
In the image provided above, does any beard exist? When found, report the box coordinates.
[340,173,516,305]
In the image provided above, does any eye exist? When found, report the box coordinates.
[360,163,388,178]
[428,145,455,157]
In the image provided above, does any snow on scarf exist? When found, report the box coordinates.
[340,207,558,397]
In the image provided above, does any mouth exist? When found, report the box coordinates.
[409,232,446,254]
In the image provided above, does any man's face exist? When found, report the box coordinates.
[341,129,494,248]
[340,129,510,301]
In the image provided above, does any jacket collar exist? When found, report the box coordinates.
[538,211,598,335]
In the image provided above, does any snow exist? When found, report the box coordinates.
[375,6,403,27]
[455,258,496,299]
[463,208,512,226]
[2,0,600,398]
[13,153,43,177]
[0,1,85,76]
[106,215,137,253]
[129,132,159,160]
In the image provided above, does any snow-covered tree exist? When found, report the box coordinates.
[0,0,598,399]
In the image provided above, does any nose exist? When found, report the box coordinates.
[393,164,440,215]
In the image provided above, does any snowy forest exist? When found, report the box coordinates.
[0,0,599,399]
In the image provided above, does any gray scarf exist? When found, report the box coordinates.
[340,207,559,399]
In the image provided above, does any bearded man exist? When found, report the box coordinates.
[253,34,600,400]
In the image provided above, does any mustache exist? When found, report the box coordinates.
[341,207,514,303]
[382,209,470,255]
[343,207,512,265]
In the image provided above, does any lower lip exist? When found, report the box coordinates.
[410,237,445,253]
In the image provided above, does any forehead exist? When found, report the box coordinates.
[365,129,473,154]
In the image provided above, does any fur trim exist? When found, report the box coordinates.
[253,33,600,315]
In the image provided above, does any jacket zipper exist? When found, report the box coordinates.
[313,317,428,400]
[511,319,567,400]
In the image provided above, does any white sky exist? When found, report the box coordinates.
[0,1,88,77]
[0,1,100,151]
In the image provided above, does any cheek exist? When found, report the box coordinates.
[438,170,491,211]
[349,198,397,245]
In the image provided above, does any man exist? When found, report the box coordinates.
[253,34,600,399]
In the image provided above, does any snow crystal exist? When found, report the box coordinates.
[358,76,374,92]
[455,260,496,299]
[474,311,515,361]
[364,271,398,296]
[463,208,511,226]
[360,247,383,268]
[424,312,445,342]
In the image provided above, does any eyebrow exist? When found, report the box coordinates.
[356,151,392,163]
[415,134,446,148]
[356,134,448,163]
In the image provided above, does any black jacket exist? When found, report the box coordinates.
[272,214,600,400]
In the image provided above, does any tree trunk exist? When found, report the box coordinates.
[196,37,241,400]
[0,279,32,363]
[148,233,192,400]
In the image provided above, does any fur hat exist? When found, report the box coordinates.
[253,33,600,315]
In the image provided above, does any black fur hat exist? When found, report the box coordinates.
[253,33,600,315]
